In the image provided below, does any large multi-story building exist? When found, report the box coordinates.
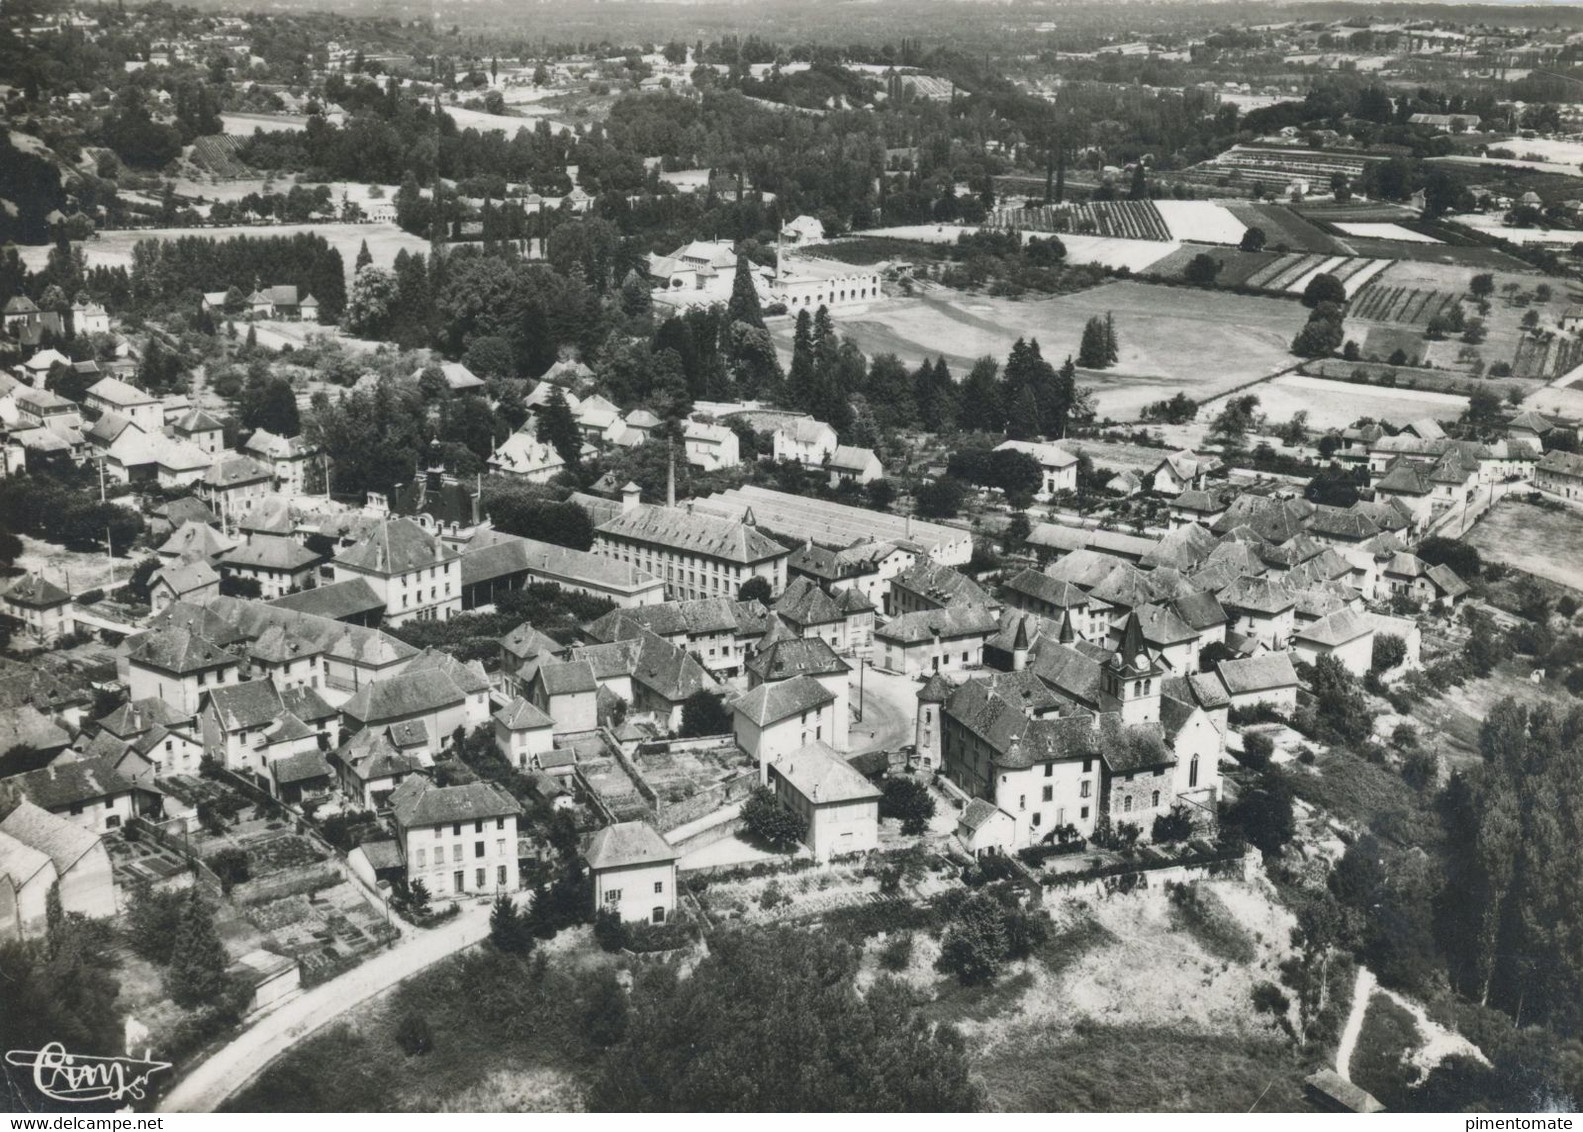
[390,778,521,900]
[594,495,789,602]
[330,518,461,626]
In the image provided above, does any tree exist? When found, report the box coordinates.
[584,969,630,1048]
[239,371,301,437]
[740,786,806,852]
[726,255,765,329]
[917,476,965,519]
[880,777,937,835]
[987,448,1042,506]
[1152,806,1193,843]
[1184,253,1222,286]
[536,386,583,471]
[679,691,730,738]
[1372,634,1408,674]
[1239,226,1267,253]
[355,240,373,271]
[1470,273,1496,300]
[938,894,1009,985]
[1227,770,1296,855]
[739,576,772,604]
[1209,394,1260,447]
[1418,535,1481,578]
[588,928,983,1110]
[1077,316,1110,369]
[1292,310,1345,357]
[1302,273,1347,309]
[489,894,535,953]
[1464,386,1503,433]
[166,893,236,1009]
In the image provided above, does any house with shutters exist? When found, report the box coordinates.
[125,625,242,714]
[594,497,790,603]
[331,727,426,809]
[0,757,142,834]
[875,606,998,676]
[746,637,850,750]
[765,740,880,860]
[329,517,461,627]
[0,574,75,646]
[733,673,839,774]
[584,820,677,924]
[492,697,556,771]
[390,777,521,900]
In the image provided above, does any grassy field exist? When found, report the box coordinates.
[17,221,430,285]
[1405,662,1555,769]
[1225,203,1347,254]
[1205,372,1468,431]
[1466,498,1583,592]
[1349,993,1424,1110]
[779,280,1308,420]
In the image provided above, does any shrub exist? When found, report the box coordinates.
[1372,633,1408,674]
[1151,806,1194,843]
[1240,731,1275,770]
[395,1012,434,1056]
[206,848,251,893]
[741,786,806,852]
[937,895,1008,985]
[879,932,914,971]
[592,906,630,952]
[880,777,937,835]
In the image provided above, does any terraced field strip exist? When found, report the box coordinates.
[1266,253,1328,292]
[1350,284,1396,320]
[1341,259,1392,296]
[1287,254,1351,295]
[1242,252,1306,290]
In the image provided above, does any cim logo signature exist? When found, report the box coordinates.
[5,1044,172,1105]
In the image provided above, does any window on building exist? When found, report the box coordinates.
[453,870,464,892]
[498,865,507,885]
[1081,806,1089,820]
[1080,780,1091,798]
[605,889,622,904]
[1042,786,1053,802]
[1043,763,1052,777]
[475,841,485,858]
[416,848,426,867]
[453,823,461,836]
[1083,759,1092,774]
[475,868,485,888]
[652,906,666,924]
[654,880,663,894]
[451,845,462,863]
[1189,757,1199,788]
[1152,791,1161,807]
[1123,796,1132,813]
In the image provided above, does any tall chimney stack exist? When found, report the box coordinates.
[666,440,676,509]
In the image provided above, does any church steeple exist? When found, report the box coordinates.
[1100,611,1160,724]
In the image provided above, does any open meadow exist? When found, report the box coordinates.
[1465,498,1583,592]
[1215,372,1470,430]
[17,221,430,285]
[776,280,1309,420]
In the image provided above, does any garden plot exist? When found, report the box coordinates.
[630,742,755,807]
[220,112,311,136]
[1333,222,1442,244]
[1243,252,1312,290]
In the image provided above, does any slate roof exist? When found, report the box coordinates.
[732,674,836,725]
[596,503,788,565]
[127,626,238,675]
[1134,602,1198,646]
[1219,574,1296,616]
[2,574,70,608]
[1296,607,1372,647]
[342,669,467,725]
[537,660,598,696]
[494,696,554,730]
[1027,639,1104,709]
[222,535,320,573]
[461,529,656,592]
[203,680,284,731]
[153,558,219,598]
[403,648,490,696]
[499,622,564,663]
[334,729,422,783]
[876,605,999,645]
[335,518,457,576]
[890,560,991,609]
[1216,653,1299,695]
[86,376,156,406]
[271,748,333,785]
[745,637,850,683]
[1,756,136,812]
[1427,563,1470,598]
[584,820,677,870]
[1170,591,1228,633]
[959,797,1010,832]
[0,800,101,872]
[770,741,881,804]
[158,521,235,561]
[390,777,520,829]
[774,576,844,626]
[1001,569,1090,610]
[201,453,272,489]
[280,685,337,726]
[1375,461,1431,496]
[1139,523,1219,572]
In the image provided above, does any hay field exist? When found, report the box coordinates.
[1221,372,1468,430]
[778,281,1309,420]
[1466,498,1583,592]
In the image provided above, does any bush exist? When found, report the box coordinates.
[592,906,630,952]
[1152,806,1194,844]
[879,777,936,835]
[1372,633,1408,674]
[937,894,1009,985]
[206,848,251,893]
[394,1012,434,1056]
[879,932,914,971]
[1240,731,1275,770]
[741,786,806,852]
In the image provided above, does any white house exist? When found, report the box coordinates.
[584,820,678,925]
[772,418,838,467]
[765,740,880,861]
[994,440,1078,497]
[733,674,840,776]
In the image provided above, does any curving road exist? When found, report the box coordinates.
[158,904,491,1113]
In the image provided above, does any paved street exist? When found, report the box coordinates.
[847,664,919,756]
[157,902,493,1113]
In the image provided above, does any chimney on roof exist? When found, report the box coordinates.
[622,482,640,514]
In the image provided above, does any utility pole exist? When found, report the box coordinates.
[105,525,115,588]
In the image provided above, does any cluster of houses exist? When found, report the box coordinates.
[646,234,884,315]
